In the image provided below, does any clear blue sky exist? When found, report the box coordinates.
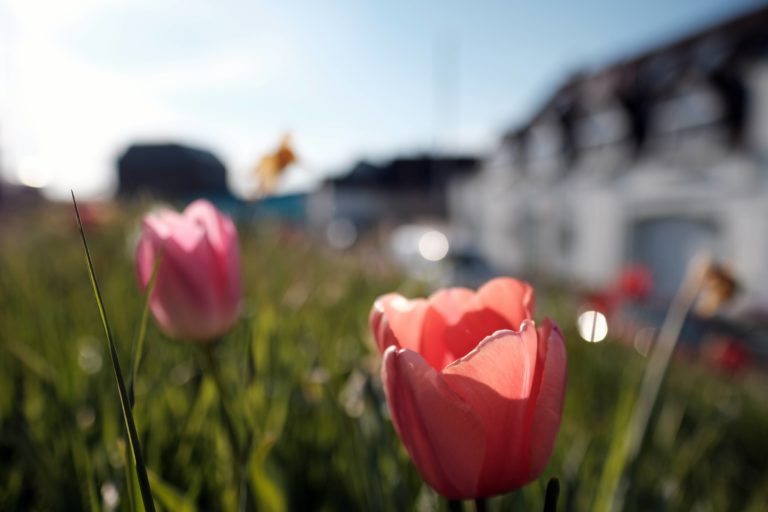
[0,0,763,198]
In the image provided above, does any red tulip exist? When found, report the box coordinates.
[370,278,566,499]
[136,200,242,342]
[617,264,653,301]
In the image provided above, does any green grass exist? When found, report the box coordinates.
[1,203,767,511]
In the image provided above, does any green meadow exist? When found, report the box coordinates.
[1,204,767,511]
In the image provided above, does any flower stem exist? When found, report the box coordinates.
[447,499,463,512]
[544,477,560,512]
[202,344,249,511]
[128,253,161,410]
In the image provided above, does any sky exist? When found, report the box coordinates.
[0,0,764,200]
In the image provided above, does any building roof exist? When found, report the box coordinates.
[117,142,232,200]
[329,154,478,190]
[508,3,768,138]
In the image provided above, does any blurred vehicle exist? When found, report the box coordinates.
[444,249,500,288]
[388,223,500,288]
[389,223,450,285]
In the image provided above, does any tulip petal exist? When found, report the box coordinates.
[382,347,486,499]
[183,200,236,256]
[526,319,567,479]
[477,277,535,330]
[143,210,205,253]
[147,227,224,341]
[183,201,242,317]
[441,322,541,495]
[135,236,156,289]
[370,294,429,352]
[422,288,513,370]
[142,209,185,240]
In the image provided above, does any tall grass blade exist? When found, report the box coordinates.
[125,438,139,512]
[128,254,161,409]
[72,191,156,512]
[604,254,710,512]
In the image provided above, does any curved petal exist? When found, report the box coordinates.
[149,231,223,341]
[382,347,485,499]
[144,212,206,254]
[135,235,157,290]
[369,298,389,351]
[422,288,513,370]
[184,200,236,256]
[218,240,242,329]
[525,319,567,480]
[370,294,429,353]
[477,277,535,330]
[142,209,180,236]
[183,201,242,321]
[441,322,542,496]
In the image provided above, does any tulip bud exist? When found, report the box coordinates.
[136,200,242,342]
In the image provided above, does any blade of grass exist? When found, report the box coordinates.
[603,254,710,512]
[125,438,139,512]
[128,254,161,410]
[147,469,198,512]
[72,191,156,512]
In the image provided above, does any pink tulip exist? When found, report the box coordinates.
[370,278,566,499]
[136,200,242,342]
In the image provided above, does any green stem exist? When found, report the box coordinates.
[447,500,463,512]
[128,253,162,409]
[544,477,560,512]
[203,344,248,512]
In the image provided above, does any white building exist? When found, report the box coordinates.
[451,6,768,299]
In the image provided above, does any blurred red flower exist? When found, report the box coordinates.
[617,264,654,301]
[704,337,750,374]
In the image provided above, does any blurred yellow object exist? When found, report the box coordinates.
[254,134,297,196]
[695,263,740,317]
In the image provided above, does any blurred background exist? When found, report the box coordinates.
[3,0,768,510]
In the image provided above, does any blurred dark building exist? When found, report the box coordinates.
[454,4,768,300]
[117,143,232,200]
[309,154,478,231]
[0,182,44,210]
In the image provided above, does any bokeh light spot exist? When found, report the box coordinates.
[577,310,608,343]
[326,218,357,250]
[18,156,52,188]
[77,341,103,374]
[418,230,449,262]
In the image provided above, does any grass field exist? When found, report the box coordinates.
[1,203,768,511]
